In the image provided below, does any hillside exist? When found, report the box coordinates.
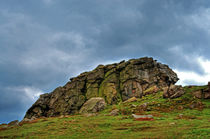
[0,57,210,138]
[0,86,210,138]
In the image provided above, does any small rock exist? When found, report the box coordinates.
[132,114,154,121]
[178,114,183,118]
[132,114,153,119]
[59,115,65,118]
[189,101,203,109]
[83,113,97,117]
[109,109,119,116]
[138,103,148,111]
[169,122,176,125]
[131,104,137,108]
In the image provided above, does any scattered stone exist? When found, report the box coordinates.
[83,113,97,117]
[178,114,183,119]
[131,104,137,108]
[132,114,153,119]
[8,120,19,127]
[176,114,197,120]
[123,97,137,103]
[59,115,65,118]
[169,122,176,125]
[136,103,148,112]
[109,109,120,116]
[140,103,148,109]
[79,97,106,114]
[189,101,203,109]
[132,114,154,121]
[163,85,185,99]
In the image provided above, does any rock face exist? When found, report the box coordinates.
[24,57,178,120]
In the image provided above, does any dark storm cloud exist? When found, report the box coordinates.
[1,0,210,123]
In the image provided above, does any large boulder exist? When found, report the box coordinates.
[79,97,106,114]
[163,85,185,98]
[24,57,178,120]
[192,88,210,99]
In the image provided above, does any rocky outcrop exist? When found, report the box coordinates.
[24,57,178,120]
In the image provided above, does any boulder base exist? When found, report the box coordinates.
[79,97,106,114]
[192,89,210,99]
[163,85,184,98]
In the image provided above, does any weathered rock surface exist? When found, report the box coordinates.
[24,57,178,119]
[79,97,106,114]
[132,114,154,121]
[193,82,210,99]
[192,88,210,99]
[163,85,185,99]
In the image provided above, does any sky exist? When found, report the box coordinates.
[1,0,210,123]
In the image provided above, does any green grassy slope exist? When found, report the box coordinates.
[0,86,210,139]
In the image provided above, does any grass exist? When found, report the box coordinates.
[0,86,210,139]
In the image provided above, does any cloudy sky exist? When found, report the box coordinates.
[1,0,210,123]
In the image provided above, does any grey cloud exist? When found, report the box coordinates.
[1,0,210,123]
[0,86,40,123]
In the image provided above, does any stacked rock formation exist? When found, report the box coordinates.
[24,57,179,120]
